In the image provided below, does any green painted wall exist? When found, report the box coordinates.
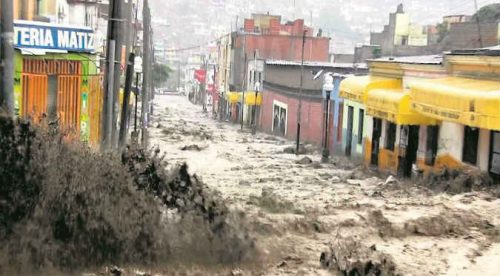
[341,99,367,161]
[14,50,99,143]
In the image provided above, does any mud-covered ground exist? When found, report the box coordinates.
[148,95,500,276]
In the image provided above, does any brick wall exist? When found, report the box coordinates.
[260,88,324,145]
[445,22,499,49]
[244,19,255,32]
[230,33,330,90]
[240,34,330,62]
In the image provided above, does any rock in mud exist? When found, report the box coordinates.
[331,176,342,183]
[311,161,322,169]
[296,156,313,165]
[403,209,497,237]
[230,268,243,276]
[109,266,123,276]
[283,146,295,154]
[283,144,311,154]
[239,180,251,186]
[384,175,399,185]
[422,167,495,194]
[320,237,397,275]
[369,209,401,238]
[180,144,204,151]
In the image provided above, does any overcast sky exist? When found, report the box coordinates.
[150,0,497,54]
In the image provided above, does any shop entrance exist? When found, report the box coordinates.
[371,118,382,166]
[21,59,83,134]
[398,125,420,177]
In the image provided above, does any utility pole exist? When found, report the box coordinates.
[0,0,15,116]
[141,0,151,147]
[106,40,116,147]
[202,57,208,111]
[295,30,307,154]
[102,0,122,150]
[321,73,334,163]
[134,72,140,133]
[240,33,247,130]
[177,61,181,92]
[118,52,135,148]
[251,50,258,135]
[124,0,133,56]
[110,0,125,148]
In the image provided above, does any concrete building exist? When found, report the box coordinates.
[369,4,431,56]
[215,35,232,121]
[442,15,471,30]
[358,4,500,62]
[410,47,500,178]
[260,60,367,147]
[340,55,445,175]
[341,48,500,178]
[229,14,330,92]
[9,0,70,23]
[443,22,500,49]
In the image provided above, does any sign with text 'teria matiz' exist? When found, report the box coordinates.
[13,20,95,53]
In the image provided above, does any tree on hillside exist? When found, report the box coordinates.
[436,22,448,43]
[153,63,172,86]
[472,3,500,23]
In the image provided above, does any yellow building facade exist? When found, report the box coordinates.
[340,55,444,177]
[410,50,500,177]
[5,0,65,21]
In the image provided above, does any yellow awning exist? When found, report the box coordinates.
[244,92,263,105]
[410,77,500,130]
[366,89,438,125]
[340,76,402,103]
[226,91,241,104]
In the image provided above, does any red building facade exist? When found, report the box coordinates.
[229,14,330,92]
[259,61,368,147]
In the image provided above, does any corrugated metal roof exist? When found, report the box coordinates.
[449,45,500,56]
[265,59,368,69]
[368,55,443,65]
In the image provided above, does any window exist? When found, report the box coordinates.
[425,126,439,166]
[272,104,287,136]
[36,0,42,16]
[490,131,500,176]
[385,122,396,151]
[463,126,479,165]
[358,109,364,145]
[337,103,343,142]
[258,72,262,84]
[401,35,408,45]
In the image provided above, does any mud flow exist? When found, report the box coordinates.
[0,115,256,275]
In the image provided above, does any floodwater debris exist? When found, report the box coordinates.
[320,236,397,275]
[296,156,313,165]
[0,115,257,274]
[180,144,206,151]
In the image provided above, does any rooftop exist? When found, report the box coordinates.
[367,55,443,65]
[265,59,368,69]
[449,45,500,56]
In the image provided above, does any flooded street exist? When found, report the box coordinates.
[149,94,500,275]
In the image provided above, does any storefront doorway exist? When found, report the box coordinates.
[398,125,420,177]
[371,118,382,166]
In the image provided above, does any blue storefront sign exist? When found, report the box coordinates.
[13,20,95,53]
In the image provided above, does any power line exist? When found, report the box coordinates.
[164,33,231,52]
